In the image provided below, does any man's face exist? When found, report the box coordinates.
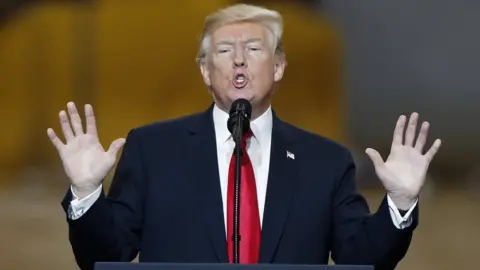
[200,22,285,116]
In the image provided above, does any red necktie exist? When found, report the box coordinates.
[227,129,261,264]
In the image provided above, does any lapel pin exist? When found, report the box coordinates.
[286,151,295,160]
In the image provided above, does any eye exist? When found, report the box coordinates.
[218,48,231,53]
[248,47,260,51]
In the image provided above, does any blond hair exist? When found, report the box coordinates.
[196,4,285,65]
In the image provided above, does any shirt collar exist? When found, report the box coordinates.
[213,103,272,146]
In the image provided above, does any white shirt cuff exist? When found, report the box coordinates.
[387,195,417,229]
[68,185,103,220]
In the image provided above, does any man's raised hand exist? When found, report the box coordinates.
[365,113,441,209]
[47,102,125,198]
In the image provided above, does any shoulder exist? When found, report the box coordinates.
[127,111,205,141]
[280,120,353,163]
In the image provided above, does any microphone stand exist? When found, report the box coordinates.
[232,114,245,264]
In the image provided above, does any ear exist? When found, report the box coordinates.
[273,57,286,82]
[199,61,211,86]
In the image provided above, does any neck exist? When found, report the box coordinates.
[251,105,269,121]
[216,102,270,121]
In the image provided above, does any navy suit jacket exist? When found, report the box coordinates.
[61,105,418,270]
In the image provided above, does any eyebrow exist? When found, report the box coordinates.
[215,38,263,46]
[243,38,262,44]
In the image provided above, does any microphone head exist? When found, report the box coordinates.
[228,98,252,120]
[227,99,252,136]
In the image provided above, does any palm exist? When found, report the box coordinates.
[380,146,428,196]
[61,134,114,186]
[47,102,125,191]
[366,113,441,201]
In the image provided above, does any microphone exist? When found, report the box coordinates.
[226,98,252,264]
[227,98,252,144]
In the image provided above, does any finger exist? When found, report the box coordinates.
[107,138,126,157]
[404,112,418,146]
[425,139,442,162]
[47,128,65,150]
[391,115,406,149]
[414,121,429,152]
[59,110,74,142]
[85,104,98,137]
[67,102,84,136]
[365,148,385,170]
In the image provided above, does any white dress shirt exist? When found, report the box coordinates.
[69,104,417,230]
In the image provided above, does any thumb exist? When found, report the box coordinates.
[365,148,385,169]
[107,138,126,157]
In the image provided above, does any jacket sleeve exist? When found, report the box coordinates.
[61,129,146,270]
[330,150,418,270]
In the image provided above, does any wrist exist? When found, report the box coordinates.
[72,184,100,200]
[388,193,417,210]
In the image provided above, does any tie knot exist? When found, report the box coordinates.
[241,129,253,149]
[244,129,253,140]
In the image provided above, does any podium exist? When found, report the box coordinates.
[94,263,373,270]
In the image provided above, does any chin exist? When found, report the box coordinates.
[229,90,255,101]
[229,95,254,105]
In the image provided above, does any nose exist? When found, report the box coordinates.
[233,49,247,67]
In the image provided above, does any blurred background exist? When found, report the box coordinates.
[0,0,479,269]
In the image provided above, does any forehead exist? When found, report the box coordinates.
[211,22,269,43]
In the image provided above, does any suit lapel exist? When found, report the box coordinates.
[187,105,228,262]
[259,114,298,262]
[186,106,297,263]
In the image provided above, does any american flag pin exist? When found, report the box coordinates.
[286,151,295,160]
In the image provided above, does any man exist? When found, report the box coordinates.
[47,4,441,270]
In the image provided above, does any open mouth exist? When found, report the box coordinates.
[232,73,248,89]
